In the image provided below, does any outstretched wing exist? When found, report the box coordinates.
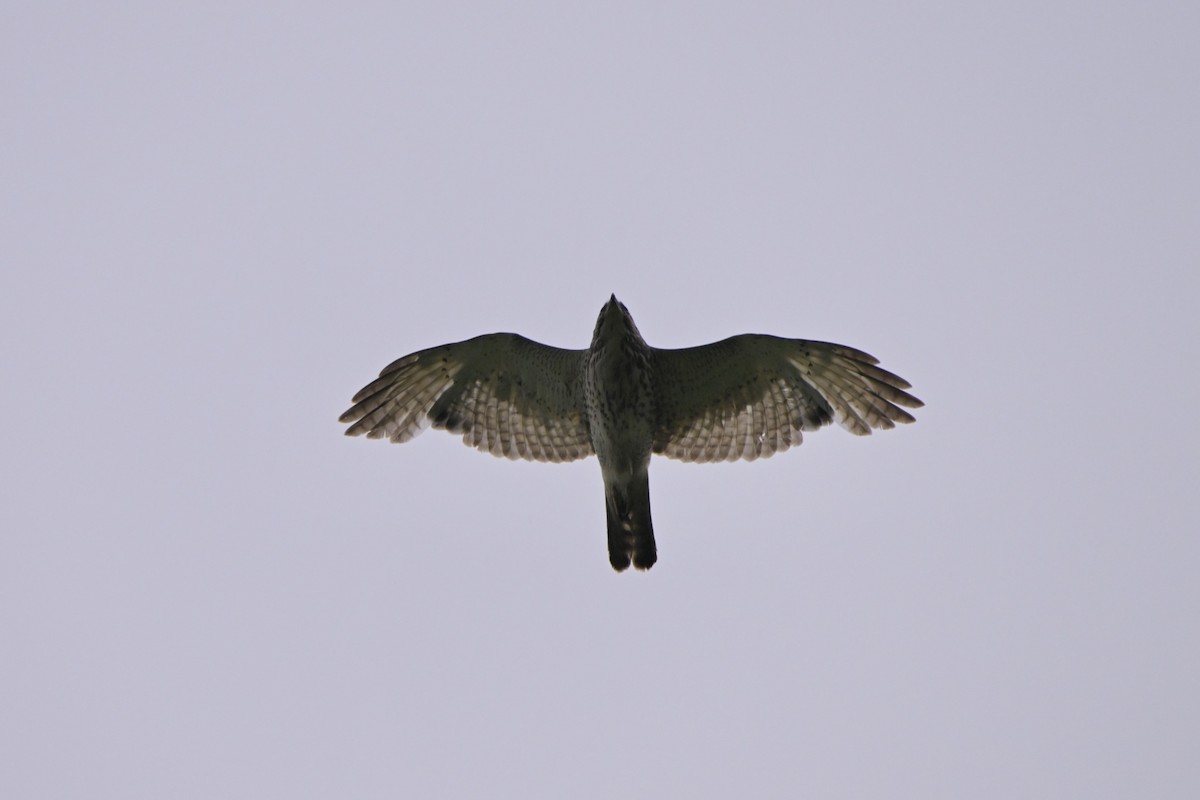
[340,334,592,462]
[652,335,922,463]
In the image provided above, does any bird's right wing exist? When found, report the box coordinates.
[652,335,922,462]
[340,334,593,462]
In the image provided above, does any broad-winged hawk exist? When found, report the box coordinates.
[340,295,922,571]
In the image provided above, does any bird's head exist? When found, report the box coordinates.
[591,294,645,347]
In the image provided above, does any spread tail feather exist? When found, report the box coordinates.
[605,475,657,571]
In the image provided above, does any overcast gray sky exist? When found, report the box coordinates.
[3,2,1198,798]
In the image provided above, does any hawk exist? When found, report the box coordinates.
[340,295,922,571]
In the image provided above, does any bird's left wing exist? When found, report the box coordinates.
[340,334,592,462]
[652,335,922,463]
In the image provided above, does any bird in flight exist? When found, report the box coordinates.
[340,295,922,572]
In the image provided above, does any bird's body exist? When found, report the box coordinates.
[583,301,658,569]
[340,295,922,571]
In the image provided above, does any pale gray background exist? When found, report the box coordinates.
[3,2,1197,798]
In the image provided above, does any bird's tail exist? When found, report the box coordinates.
[605,474,657,572]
